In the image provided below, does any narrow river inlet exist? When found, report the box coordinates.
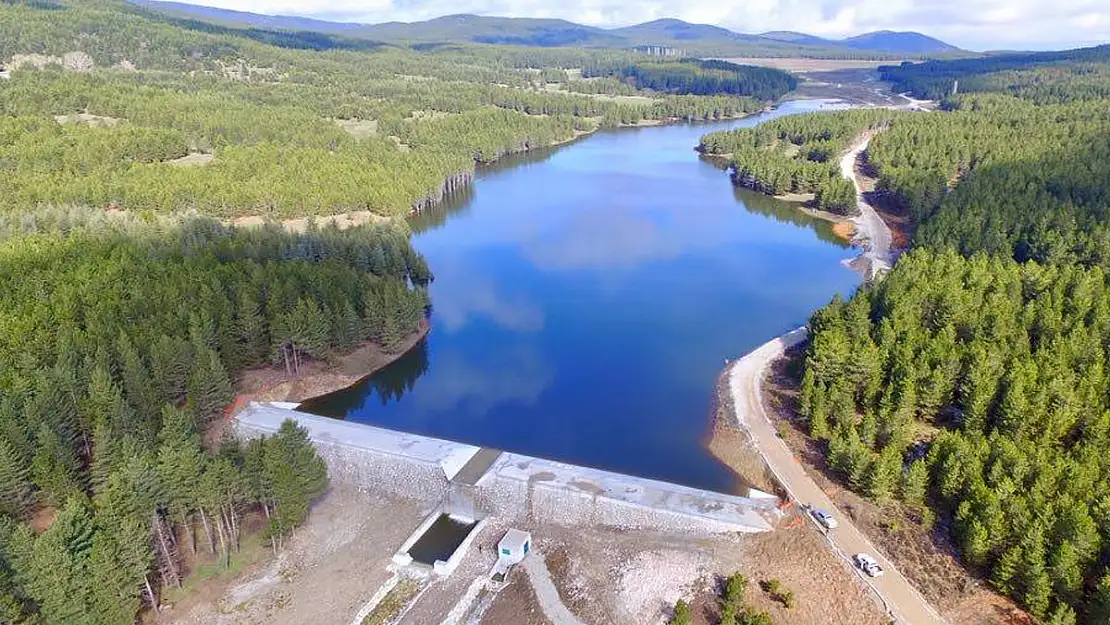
[301,98,860,493]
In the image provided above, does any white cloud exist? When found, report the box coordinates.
[185,0,1110,50]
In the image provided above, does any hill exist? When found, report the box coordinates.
[842,30,958,54]
[127,0,962,58]
[759,31,830,46]
[760,29,960,54]
[128,0,365,32]
[611,18,763,44]
[354,14,625,47]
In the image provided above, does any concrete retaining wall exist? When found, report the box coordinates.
[236,402,776,534]
[235,403,456,503]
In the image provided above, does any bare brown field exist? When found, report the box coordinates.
[719,58,904,72]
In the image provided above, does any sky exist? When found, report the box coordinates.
[181,0,1110,51]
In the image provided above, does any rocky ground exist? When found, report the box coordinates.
[156,485,428,625]
[158,481,889,625]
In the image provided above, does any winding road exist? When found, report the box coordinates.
[840,135,894,279]
[720,136,943,624]
[727,329,946,625]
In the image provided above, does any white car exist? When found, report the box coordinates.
[810,508,838,529]
[854,553,884,578]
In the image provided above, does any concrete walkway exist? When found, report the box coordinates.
[727,328,947,625]
[840,135,893,279]
[522,553,587,625]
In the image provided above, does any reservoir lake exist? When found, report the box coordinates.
[301,98,860,493]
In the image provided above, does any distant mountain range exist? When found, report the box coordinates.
[129,1,963,57]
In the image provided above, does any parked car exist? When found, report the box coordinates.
[810,508,838,529]
[853,553,884,578]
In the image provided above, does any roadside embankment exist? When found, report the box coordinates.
[721,328,948,625]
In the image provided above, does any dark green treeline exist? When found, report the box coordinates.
[0,212,430,623]
[793,51,1110,624]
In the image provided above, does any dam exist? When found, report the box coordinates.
[236,402,778,534]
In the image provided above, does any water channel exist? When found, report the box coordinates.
[301,98,860,493]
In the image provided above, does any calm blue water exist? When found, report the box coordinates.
[302,99,859,493]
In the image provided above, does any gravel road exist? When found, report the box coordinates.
[727,328,948,625]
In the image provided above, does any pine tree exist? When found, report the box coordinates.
[334,299,360,352]
[669,599,691,625]
[87,527,146,624]
[294,298,330,360]
[0,395,32,470]
[31,422,83,507]
[0,438,33,518]
[865,444,902,501]
[150,335,193,404]
[263,420,328,548]
[89,422,119,496]
[1043,603,1076,625]
[0,518,29,624]
[158,406,204,553]
[117,331,160,440]
[379,314,404,354]
[10,497,97,625]
[233,294,270,369]
[186,347,233,424]
[900,459,929,508]
[81,364,136,441]
[1089,573,1110,625]
[991,544,1022,595]
[1048,541,1082,602]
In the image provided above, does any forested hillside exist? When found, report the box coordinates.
[0,2,805,622]
[129,2,962,58]
[0,0,792,219]
[880,45,1110,102]
[791,48,1110,624]
[581,58,798,100]
[698,109,893,214]
[868,95,1110,266]
[0,211,429,622]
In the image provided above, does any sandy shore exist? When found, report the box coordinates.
[234,319,429,406]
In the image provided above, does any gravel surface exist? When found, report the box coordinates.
[616,550,710,624]
[159,485,427,625]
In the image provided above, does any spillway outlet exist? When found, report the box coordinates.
[396,512,482,576]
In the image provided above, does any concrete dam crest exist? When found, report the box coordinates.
[235,402,778,534]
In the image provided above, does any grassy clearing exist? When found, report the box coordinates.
[161,531,268,605]
[361,578,423,625]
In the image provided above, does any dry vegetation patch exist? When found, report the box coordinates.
[335,117,379,139]
[54,112,120,127]
[408,109,455,122]
[167,152,214,167]
[362,579,424,625]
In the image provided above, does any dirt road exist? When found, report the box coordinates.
[840,135,893,279]
[727,328,947,625]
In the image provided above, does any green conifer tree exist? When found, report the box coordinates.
[30,423,83,507]
[186,347,233,424]
[0,438,33,518]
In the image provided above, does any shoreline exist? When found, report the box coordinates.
[706,359,779,496]
[232,319,430,407]
[405,105,775,218]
